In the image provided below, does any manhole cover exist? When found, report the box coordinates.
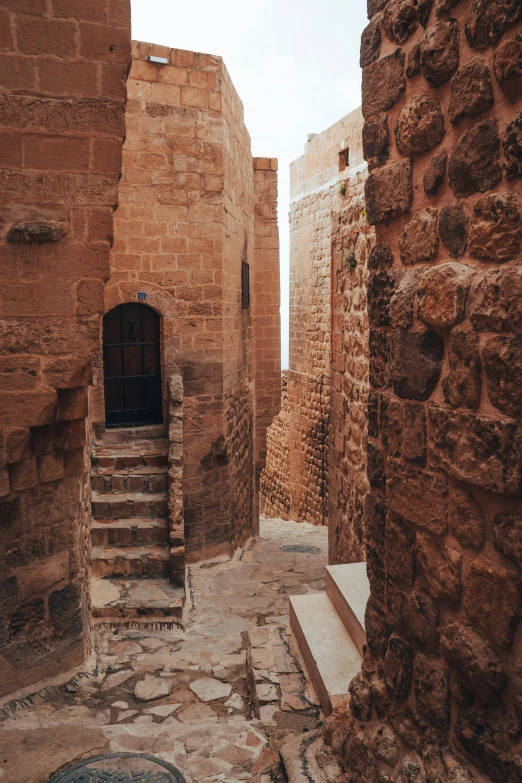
[281,545,321,554]
[50,753,186,783]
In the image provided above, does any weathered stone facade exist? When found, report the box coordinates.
[94,43,280,564]
[325,2,522,781]
[329,172,373,566]
[260,371,291,519]
[0,10,279,699]
[0,0,131,699]
[261,108,371,546]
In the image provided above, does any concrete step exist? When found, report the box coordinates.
[325,563,369,657]
[91,517,168,548]
[91,468,168,494]
[91,575,184,621]
[100,424,167,445]
[289,592,363,717]
[91,492,168,520]
[91,545,169,577]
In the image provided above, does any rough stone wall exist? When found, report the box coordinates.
[329,172,373,566]
[221,65,258,551]
[0,0,130,698]
[327,1,522,781]
[253,158,281,509]
[264,109,366,531]
[102,45,278,561]
[167,372,184,586]
[260,372,291,519]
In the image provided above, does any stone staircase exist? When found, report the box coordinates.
[90,425,184,622]
[289,562,370,717]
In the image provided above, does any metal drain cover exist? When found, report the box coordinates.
[50,753,186,783]
[281,545,321,554]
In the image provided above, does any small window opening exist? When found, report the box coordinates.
[242,262,250,308]
[339,148,349,173]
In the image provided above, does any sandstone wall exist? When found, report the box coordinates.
[329,169,373,566]
[260,371,291,519]
[261,109,368,535]
[253,158,281,509]
[328,1,522,780]
[221,64,257,551]
[0,0,130,697]
[103,44,279,562]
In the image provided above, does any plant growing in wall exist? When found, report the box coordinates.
[345,250,357,270]
[338,182,347,197]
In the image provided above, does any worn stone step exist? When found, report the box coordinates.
[96,440,168,454]
[91,575,184,621]
[94,451,168,470]
[280,731,331,783]
[325,563,369,657]
[100,425,167,445]
[289,592,363,717]
[91,492,168,520]
[91,517,168,548]
[91,468,168,494]
[91,546,169,577]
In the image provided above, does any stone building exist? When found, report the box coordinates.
[261,107,373,564]
[0,0,280,699]
[319,0,522,780]
[2,2,522,782]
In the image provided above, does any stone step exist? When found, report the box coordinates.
[325,563,369,657]
[289,592,363,717]
[100,424,167,445]
[94,451,168,470]
[245,624,320,721]
[91,546,170,577]
[280,731,332,783]
[93,440,168,470]
[96,438,168,454]
[91,517,168,548]
[91,468,168,494]
[91,492,168,520]
[91,575,184,621]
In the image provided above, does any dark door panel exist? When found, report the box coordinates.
[103,303,163,427]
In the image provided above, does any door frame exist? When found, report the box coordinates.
[101,301,166,430]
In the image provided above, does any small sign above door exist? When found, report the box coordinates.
[137,292,147,300]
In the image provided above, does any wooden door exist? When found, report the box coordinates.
[103,303,163,427]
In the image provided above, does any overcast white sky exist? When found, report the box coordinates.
[131,0,367,368]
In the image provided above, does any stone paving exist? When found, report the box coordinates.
[0,519,332,783]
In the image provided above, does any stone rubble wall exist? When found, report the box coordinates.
[260,372,291,520]
[262,109,371,550]
[288,110,367,530]
[168,372,184,586]
[326,1,522,781]
[329,173,374,566]
[0,0,131,698]
[288,369,330,526]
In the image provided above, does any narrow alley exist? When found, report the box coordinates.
[0,520,341,783]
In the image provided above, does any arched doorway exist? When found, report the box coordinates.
[103,303,163,427]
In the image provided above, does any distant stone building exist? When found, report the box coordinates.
[0,0,280,699]
[261,107,373,564]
